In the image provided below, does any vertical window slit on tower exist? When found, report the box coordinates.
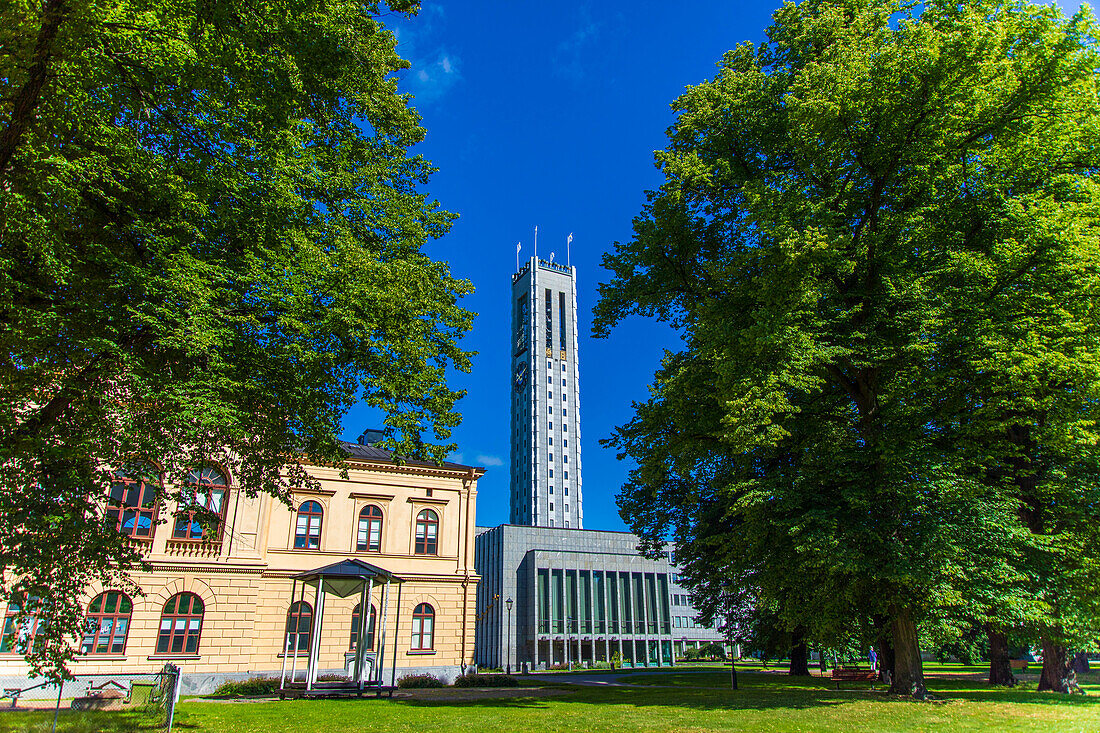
[515,294,528,355]
[545,288,553,355]
[558,291,567,359]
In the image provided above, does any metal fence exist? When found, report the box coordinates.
[0,663,180,732]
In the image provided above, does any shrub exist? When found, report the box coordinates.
[211,677,281,697]
[453,673,519,688]
[317,673,350,682]
[397,673,445,689]
[698,642,728,661]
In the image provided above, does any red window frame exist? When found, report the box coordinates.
[356,505,383,552]
[349,603,376,650]
[82,592,133,655]
[156,593,204,655]
[106,464,159,540]
[0,600,41,655]
[286,601,312,654]
[294,501,323,549]
[173,465,229,541]
[414,509,438,555]
[411,603,434,650]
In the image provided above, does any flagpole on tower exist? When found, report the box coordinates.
[516,241,521,272]
[534,226,538,261]
[567,233,573,268]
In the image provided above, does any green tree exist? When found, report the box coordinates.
[595,0,1100,698]
[1,0,471,678]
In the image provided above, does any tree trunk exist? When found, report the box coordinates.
[873,614,895,684]
[730,655,738,690]
[789,628,810,676]
[987,627,1016,686]
[0,0,69,175]
[890,605,929,699]
[1071,652,1090,674]
[1038,636,1079,693]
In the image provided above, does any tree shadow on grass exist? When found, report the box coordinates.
[389,675,1100,715]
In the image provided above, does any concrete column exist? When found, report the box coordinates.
[354,578,371,687]
[602,571,611,663]
[642,573,655,667]
[279,579,297,691]
[623,572,633,637]
[376,582,389,689]
[289,580,306,684]
[587,570,596,666]
[307,580,324,690]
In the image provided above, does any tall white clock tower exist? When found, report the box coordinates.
[509,256,583,528]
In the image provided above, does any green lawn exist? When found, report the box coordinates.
[2,670,1097,732]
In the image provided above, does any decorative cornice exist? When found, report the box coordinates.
[406,496,450,506]
[142,563,267,575]
[290,487,337,498]
[349,491,396,502]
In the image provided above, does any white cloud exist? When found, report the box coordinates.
[405,50,462,106]
[476,454,504,467]
[449,452,465,464]
[553,6,602,79]
[392,4,461,107]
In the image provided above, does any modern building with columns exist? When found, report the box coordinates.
[474,524,725,671]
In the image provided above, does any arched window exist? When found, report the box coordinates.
[411,603,434,650]
[106,463,159,539]
[173,465,229,541]
[156,593,204,654]
[82,592,133,655]
[285,601,312,654]
[0,599,41,654]
[414,509,438,555]
[294,501,323,549]
[349,603,376,650]
[356,505,383,552]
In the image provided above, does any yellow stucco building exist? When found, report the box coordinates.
[0,439,482,693]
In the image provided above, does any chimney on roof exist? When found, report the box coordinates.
[357,429,386,446]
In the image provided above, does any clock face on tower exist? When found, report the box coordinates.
[513,361,529,392]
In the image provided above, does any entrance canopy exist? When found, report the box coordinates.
[280,559,405,695]
[294,559,404,597]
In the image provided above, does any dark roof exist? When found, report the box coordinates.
[337,440,481,473]
[294,558,402,581]
[293,559,403,598]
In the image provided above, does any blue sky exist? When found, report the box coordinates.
[342,0,1086,532]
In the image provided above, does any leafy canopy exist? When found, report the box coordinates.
[1,0,471,677]
[595,0,1100,694]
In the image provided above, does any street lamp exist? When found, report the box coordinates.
[506,597,514,675]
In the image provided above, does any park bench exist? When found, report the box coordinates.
[1,680,49,709]
[1009,659,1028,671]
[831,667,878,690]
